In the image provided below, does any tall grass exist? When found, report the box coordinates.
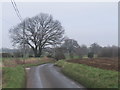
[55,60,118,88]
[2,66,25,88]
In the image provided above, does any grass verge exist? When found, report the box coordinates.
[2,66,25,88]
[55,60,118,88]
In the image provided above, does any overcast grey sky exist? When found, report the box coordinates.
[1,2,118,49]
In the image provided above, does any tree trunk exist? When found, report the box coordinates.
[33,49,42,57]
[34,49,37,57]
[38,47,42,57]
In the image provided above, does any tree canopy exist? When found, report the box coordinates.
[10,13,65,57]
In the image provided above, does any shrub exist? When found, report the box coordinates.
[47,54,53,58]
[55,52,65,60]
[88,52,94,58]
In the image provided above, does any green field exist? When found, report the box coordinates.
[55,60,118,88]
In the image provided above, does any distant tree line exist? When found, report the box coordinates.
[49,38,118,60]
[1,39,119,59]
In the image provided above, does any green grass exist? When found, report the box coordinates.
[0,58,2,61]
[2,66,25,88]
[2,57,31,61]
[65,55,80,60]
[82,55,88,59]
[55,60,118,88]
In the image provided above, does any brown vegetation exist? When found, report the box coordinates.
[67,58,118,71]
[3,57,55,67]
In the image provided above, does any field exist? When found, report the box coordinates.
[67,58,118,71]
[55,60,119,88]
[2,57,54,67]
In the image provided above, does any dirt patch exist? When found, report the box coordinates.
[67,58,118,71]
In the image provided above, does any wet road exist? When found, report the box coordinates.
[26,63,85,88]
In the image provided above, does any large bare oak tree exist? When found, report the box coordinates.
[10,13,65,57]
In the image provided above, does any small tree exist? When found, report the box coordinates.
[77,45,88,58]
[88,52,94,59]
[90,43,102,55]
[54,47,65,60]
[62,38,80,58]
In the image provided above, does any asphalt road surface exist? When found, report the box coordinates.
[26,63,85,88]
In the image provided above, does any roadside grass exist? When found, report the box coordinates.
[55,60,118,88]
[2,57,23,61]
[0,58,2,61]
[2,66,25,88]
[2,57,55,88]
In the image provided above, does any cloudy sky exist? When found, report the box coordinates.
[1,2,118,49]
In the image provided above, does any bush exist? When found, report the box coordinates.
[88,52,94,58]
[2,53,13,57]
[47,54,53,58]
[55,52,65,60]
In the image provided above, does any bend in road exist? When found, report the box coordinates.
[26,63,86,89]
